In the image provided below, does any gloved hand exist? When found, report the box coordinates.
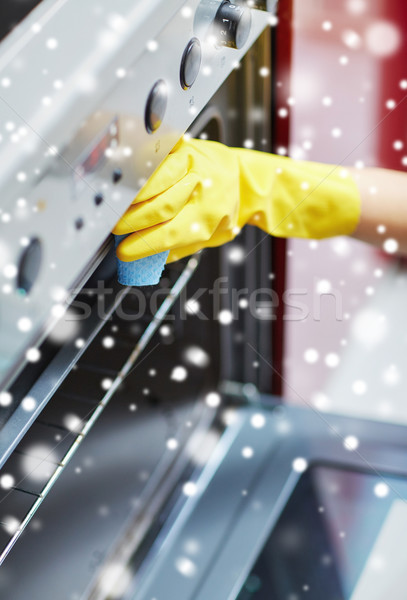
[113,137,361,263]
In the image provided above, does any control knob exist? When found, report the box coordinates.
[213,1,251,49]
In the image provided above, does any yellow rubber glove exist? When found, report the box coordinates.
[114,137,361,263]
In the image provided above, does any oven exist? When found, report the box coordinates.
[0,1,277,598]
[1,2,407,599]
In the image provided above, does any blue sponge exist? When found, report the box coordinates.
[115,235,169,286]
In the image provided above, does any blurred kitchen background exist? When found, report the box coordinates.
[281,0,407,423]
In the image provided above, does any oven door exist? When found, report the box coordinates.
[0,16,276,600]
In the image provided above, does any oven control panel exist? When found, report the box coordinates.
[0,0,277,390]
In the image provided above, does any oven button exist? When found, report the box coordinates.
[214,1,251,49]
[180,38,202,90]
[145,79,168,134]
[17,237,42,295]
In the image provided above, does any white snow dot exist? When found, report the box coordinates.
[53,79,63,90]
[242,446,254,459]
[383,238,399,254]
[17,317,32,332]
[377,224,386,234]
[332,127,342,138]
[365,21,401,57]
[42,96,52,106]
[251,413,266,429]
[259,66,270,78]
[393,140,403,150]
[2,516,20,536]
[386,99,396,110]
[183,346,210,368]
[31,22,42,33]
[63,414,83,433]
[228,245,245,264]
[344,435,359,451]
[175,556,197,578]
[185,298,200,315]
[183,481,197,497]
[322,21,332,31]
[352,380,367,395]
[342,29,362,49]
[22,396,37,412]
[160,325,172,337]
[218,309,233,325]
[400,79,407,90]
[382,364,400,386]
[346,0,367,15]
[205,392,221,408]
[278,107,288,118]
[243,139,254,149]
[312,392,330,411]
[181,6,193,18]
[402,156,407,166]
[316,279,332,294]
[146,40,158,52]
[339,56,349,65]
[16,171,27,182]
[26,348,41,363]
[0,474,15,490]
[325,353,340,368]
[1,78,11,88]
[304,348,319,364]
[75,338,85,349]
[116,67,127,79]
[3,264,17,279]
[51,303,66,319]
[102,336,115,349]
[322,96,332,107]
[101,378,113,390]
[170,366,188,382]
[166,438,179,450]
[292,457,308,473]
[374,482,389,498]
[46,38,58,50]
[0,392,12,406]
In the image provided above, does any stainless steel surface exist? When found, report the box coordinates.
[0,0,274,389]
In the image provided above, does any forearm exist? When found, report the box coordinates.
[349,167,407,254]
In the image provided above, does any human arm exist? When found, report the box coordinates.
[349,166,407,254]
